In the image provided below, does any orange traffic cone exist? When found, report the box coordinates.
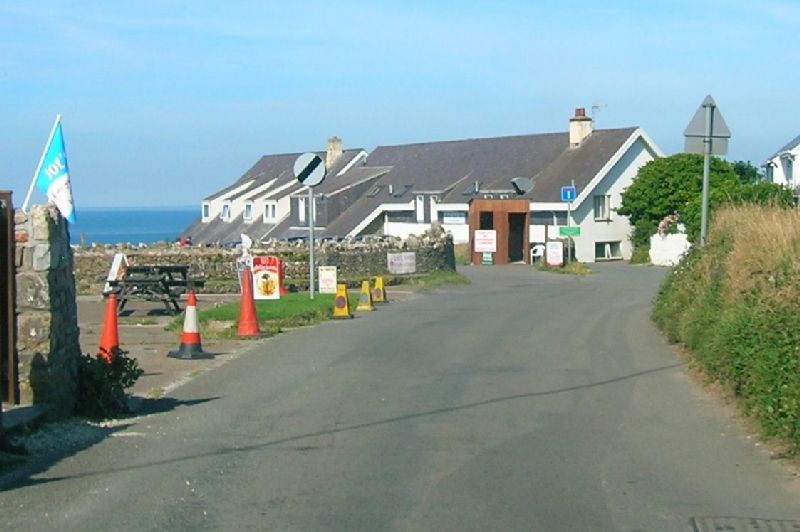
[238,266,261,337]
[168,290,209,359]
[98,294,120,363]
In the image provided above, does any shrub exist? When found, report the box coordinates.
[653,205,800,450]
[75,348,143,419]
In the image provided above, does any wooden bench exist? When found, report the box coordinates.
[106,265,205,315]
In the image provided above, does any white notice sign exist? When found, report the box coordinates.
[387,252,417,274]
[546,241,564,267]
[474,230,497,253]
[318,266,338,294]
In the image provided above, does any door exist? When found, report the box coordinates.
[0,191,18,404]
[507,213,526,262]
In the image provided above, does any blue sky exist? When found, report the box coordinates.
[2,0,798,208]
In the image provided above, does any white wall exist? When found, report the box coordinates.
[765,146,798,188]
[571,137,656,262]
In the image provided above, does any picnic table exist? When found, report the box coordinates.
[106,265,205,315]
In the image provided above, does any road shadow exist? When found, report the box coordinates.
[10,362,683,485]
[133,396,219,416]
[0,396,220,491]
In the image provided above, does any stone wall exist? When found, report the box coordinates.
[73,226,456,292]
[15,205,81,415]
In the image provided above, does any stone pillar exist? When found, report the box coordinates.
[15,205,80,418]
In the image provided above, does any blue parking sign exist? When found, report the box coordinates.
[561,186,576,202]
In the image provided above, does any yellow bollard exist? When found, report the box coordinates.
[356,280,375,311]
[332,283,353,319]
[371,276,388,303]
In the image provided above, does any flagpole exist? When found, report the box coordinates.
[21,114,61,213]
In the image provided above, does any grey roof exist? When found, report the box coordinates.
[204,149,364,202]
[765,134,800,162]
[320,128,638,237]
[189,126,645,243]
[191,148,364,244]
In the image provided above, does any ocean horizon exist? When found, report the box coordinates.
[68,206,200,246]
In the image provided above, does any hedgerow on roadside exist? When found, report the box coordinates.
[653,205,800,449]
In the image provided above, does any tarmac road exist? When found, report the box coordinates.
[1,264,799,531]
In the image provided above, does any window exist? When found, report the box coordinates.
[593,195,612,221]
[531,211,567,226]
[264,202,277,222]
[243,202,253,221]
[221,203,231,221]
[765,163,775,182]
[595,241,622,261]
[202,203,210,220]
[298,197,306,223]
[439,211,466,225]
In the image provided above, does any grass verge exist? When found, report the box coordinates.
[537,262,592,275]
[169,270,470,338]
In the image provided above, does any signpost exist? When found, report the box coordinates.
[561,182,577,263]
[293,153,327,299]
[684,95,731,247]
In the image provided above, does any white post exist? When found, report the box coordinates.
[308,186,315,300]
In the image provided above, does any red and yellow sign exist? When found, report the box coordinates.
[252,256,281,300]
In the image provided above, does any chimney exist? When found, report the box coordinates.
[326,136,343,169]
[569,108,593,147]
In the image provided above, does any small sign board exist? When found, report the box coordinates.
[388,252,417,274]
[474,230,497,253]
[103,253,128,294]
[293,152,326,187]
[252,256,280,300]
[684,95,731,155]
[318,266,338,294]
[546,241,564,267]
[561,186,576,202]
[559,226,581,237]
[481,252,493,265]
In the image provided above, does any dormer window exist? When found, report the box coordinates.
[263,201,277,222]
[221,203,231,221]
[243,202,253,221]
[202,202,210,221]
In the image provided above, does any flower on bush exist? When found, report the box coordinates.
[658,211,681,237]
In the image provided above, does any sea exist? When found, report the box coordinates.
[68,206,200,246]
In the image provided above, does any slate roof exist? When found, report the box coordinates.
[765,134,800,162]
[187,148,364,244]
[319,127,638,237]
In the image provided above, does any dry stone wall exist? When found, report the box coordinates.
[14,205,81,415]
[74,226,456,292]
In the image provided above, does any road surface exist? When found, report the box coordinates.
[1,264,798,531]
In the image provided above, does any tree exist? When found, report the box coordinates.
[619,155,796,249]
[618,153,740,246]
[732,160,763,185]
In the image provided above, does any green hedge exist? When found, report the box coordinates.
[653,205,800,449]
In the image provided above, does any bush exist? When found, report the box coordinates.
[653,205,800,450]
[75,348,143,419]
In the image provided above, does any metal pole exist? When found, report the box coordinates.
[567,179,574,264]
[308,186,315,299]
[700,103,713,247]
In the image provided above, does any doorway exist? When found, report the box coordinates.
[507,213,525,262]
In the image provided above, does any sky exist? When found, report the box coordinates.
[1,0,798,208]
